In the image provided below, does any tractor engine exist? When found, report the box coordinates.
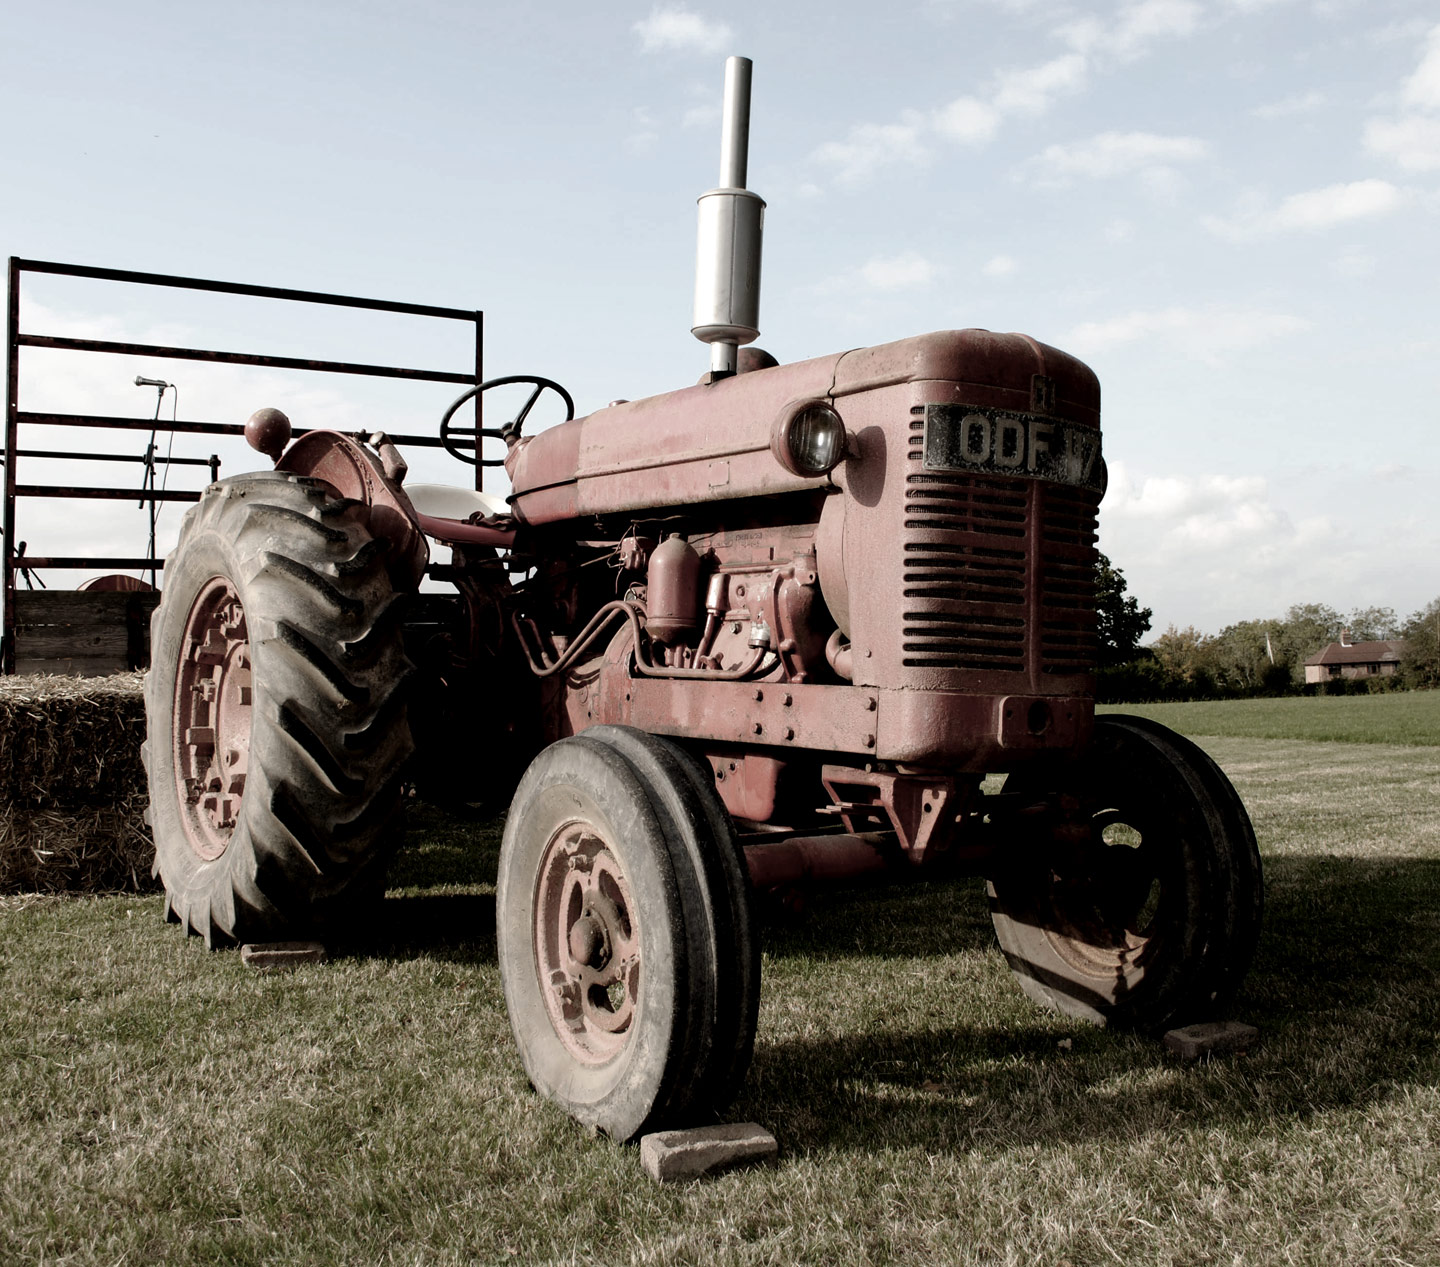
[503,328,1103,855]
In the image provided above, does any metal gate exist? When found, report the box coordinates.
[2,257,483,673]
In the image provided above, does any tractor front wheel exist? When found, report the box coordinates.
[987,714,1262,1032]
[143,471,414,946]
[496,727,758,1140]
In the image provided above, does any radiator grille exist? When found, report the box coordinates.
[1038,483,1100,675]
[903,415,1099,676]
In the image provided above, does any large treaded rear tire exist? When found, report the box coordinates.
[143,471,414,947]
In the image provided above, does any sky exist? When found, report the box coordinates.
[2,0,1437,637]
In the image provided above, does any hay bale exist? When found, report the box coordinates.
[0,671,157,893]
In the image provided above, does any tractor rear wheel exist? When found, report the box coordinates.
[143,471,414,947]
[987,714,1262,1032]
[496,727,758,1140]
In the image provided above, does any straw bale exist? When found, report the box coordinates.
[0,671,157,893]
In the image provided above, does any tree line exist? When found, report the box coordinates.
[1094,554,1440,702]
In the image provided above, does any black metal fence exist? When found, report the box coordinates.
[2,257,483,673]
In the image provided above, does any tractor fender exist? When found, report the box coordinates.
[276,429,429,592]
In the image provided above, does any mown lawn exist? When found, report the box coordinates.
[1100,687,1440,745]
[2,717,1438,1264]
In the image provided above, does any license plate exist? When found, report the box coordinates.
[923,404,1105,494]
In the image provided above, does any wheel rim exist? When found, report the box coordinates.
[1042,807,1172,980]
[172,577,253,862]
[534,823,641,1065]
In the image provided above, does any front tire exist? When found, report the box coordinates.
[988,715,1262,1031]
[495,728,758,1140]
[143,471,414,947]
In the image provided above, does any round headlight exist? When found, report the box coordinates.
[771,400,846,477]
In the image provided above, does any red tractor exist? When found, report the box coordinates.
[143,59,1262,1142]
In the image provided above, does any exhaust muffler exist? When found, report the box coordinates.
[692,56,765,379]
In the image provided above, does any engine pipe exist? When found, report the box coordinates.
[743,832,893,890]
[692,56,765,378]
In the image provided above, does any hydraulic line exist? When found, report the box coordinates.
[512,600,772,682]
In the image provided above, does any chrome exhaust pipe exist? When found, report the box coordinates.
[692,56,765,379]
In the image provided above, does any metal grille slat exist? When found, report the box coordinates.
[904,425,1102,678]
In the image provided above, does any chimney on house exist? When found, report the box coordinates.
[1340,628,1352,647]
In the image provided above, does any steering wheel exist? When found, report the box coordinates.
[439,375,575,467]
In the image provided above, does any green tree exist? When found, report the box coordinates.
[1210,619,1277,693]
[1346,605,1400,641]
[1274,603,1345,683]
[1095,552,1152,669]
[1150,624,1217,686]
[1400,597,1440,689]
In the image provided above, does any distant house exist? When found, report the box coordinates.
[1303,633,1406,684]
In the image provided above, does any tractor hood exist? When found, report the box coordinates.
[504,329,1099,525]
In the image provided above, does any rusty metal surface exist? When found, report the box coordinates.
[172,577,253,858]
[744,833,891,891]
[507,352,843,524]
[819,765,959,862]
[277,430,428,591]
[507,330,1098,528]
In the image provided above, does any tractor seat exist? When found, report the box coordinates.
[405,483,514,546]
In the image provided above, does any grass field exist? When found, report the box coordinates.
[1100,687,1440,746]
[2,695,1438,1264]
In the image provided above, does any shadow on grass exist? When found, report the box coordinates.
[345,892,499,964]
[743,855,1440,1156]
[379,799,1440,1156]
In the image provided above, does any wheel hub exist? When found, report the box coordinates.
[172,577,253,862]
[535,826,640,1063]
[1045,811,1168,977]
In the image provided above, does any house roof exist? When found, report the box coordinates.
[1304,639,1406,666]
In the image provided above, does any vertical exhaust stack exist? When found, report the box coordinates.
[692,56,765,378]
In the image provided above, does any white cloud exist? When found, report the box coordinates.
[1024,130,1208,185]
[1103,467,1284,548]
[1091,460,1440,634]
[1271,179,1403,228]
[1203,179,1406,241]
[1063,305,1312,364]
[982,254,1017,277]
[1401,23,1440,110]
[1060,0,1201,61]
[811,0,1200,191]
[1104,0,1202,60]
[1099,461,1345,628]
[1364,114,1440,172]
[859,251,936,290]
[1364,24,1440,172]
[633,7,732,55]
[1251,90,1325,119]
[931,96,1001,145]
[812,116,929,186]
[992,54,1088,115]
